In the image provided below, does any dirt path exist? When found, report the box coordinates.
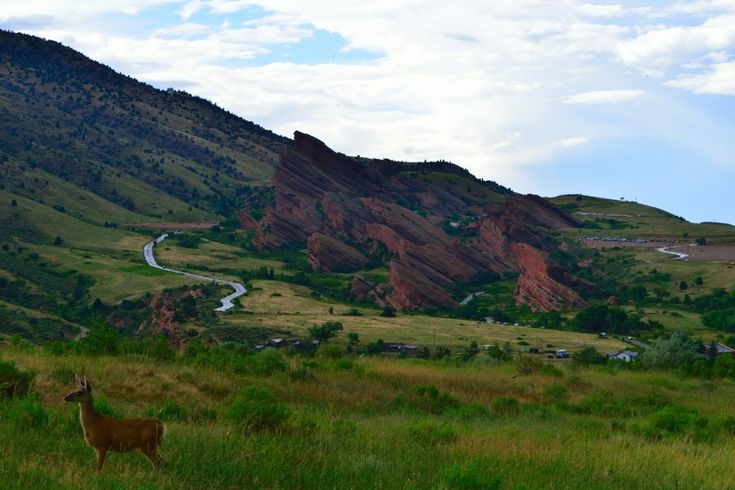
[143,234,246,312]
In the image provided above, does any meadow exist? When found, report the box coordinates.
[3,344,735,489]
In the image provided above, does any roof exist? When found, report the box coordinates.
[610,350,639,358]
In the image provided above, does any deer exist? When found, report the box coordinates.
[63,375,166,471]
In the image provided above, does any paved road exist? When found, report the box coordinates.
[656,244,694,261]
[459,291,485,305]
[143,234,246,312]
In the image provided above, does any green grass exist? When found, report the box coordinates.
[3,347,735,488]
[552,195,735,243]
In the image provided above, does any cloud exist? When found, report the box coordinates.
[3,0,735,222]
[562,90,646,104]
[666,62,735,95]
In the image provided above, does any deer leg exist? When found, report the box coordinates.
[142,446,167,469]
[95,448,107,472]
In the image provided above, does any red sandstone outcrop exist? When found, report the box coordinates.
[236,210,259,231]
[308,233,368,272]
[252,131,587,311]
[511,243,596,311]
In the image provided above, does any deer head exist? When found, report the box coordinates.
[63,375,93,403]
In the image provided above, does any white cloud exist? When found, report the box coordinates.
[562,90,646,104]
[666,62,735,95]
[2,0,735,214]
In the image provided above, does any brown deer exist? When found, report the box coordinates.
[63,376,166,471]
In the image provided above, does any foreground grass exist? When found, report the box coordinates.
[3,347,735,488]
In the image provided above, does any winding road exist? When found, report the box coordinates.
[143,234,246,312]
[656,244,694,261]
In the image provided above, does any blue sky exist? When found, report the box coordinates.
[2,1,734,224]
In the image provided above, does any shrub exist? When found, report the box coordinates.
[146,400,188,422]
[407,421,457,446]
[544,385,568,401]
[4,393,48,428]
[492,396,520,416]
[317,344,342,360]
[413,384,460,414]
[439,458,502,490]
[254,349,287,376]
[0,361,35,399]
[224,386,289,431]
[515,356,543,375]
[49,366,76,385]
[575,346,607,366]
[451,403,490,421]
[287,360,315,381]
[646,405,707,437]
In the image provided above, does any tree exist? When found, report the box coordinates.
[347,332,359,344]
[10,199,17,207]
[575,346,607,365]
[308,321,343,343]
[381,306,396,318]
[53,236,63,246]
[642,332,699,369]
[679,281,688,291]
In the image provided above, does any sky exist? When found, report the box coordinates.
[2,0,735,224]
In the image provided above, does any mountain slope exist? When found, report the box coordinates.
[0,29,288,228]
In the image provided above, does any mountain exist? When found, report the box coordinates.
[0,29,605,317]
[0,29,287,227]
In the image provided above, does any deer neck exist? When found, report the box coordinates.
[79,396,97,426]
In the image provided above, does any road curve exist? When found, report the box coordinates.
[656,244,693,261]
[143,234,246,312]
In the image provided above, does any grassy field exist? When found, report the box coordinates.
[3,346,735,488]
[227,280,626,353]
[552,195,735,243]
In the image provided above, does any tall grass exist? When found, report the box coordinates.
[2,346,735,488]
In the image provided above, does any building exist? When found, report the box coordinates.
[703,343,735,356]
[608,349,640,362]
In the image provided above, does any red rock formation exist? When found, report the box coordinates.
[253,131,586,311]
[308,233,368,272]
[511,243,595,311]
[236,210,259,231]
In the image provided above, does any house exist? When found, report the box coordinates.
[382,342,422,356]
[555,349,570,359]
[703,343,735,356]
[608,350,640,362]
[265,338,289,349]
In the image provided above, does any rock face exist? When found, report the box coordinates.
[512,243,598,311]
[308,233,368,272]
[250,131,587,311]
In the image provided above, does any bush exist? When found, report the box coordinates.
[3,393,48,428]
[439,458,502,490]
[146,400,188,422]
[254,349,287,376]
[575,346,607,366]
[287,360,315,381]
[412,384,460,414]
[407,421,457,446]
[492,396,520,416]
[317,344,342,360]
[0,360,35,399]
[544,385,568,401]
[646,405,707,437]
[451,403,490,421]
[515,356,543,375]
[224,386,289,431]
